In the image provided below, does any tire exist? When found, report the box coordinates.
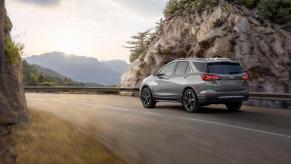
[182,88,199,113]
[140,87,156,109]
[225,102,242,112]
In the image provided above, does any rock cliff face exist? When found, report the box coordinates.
[0,1,27,124]
[121,1,291,107]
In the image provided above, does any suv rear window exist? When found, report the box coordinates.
[193,62,207,72]
[207,62,244,74]
[194,62,244,74]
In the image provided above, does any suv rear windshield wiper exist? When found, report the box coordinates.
[229,72,240,74]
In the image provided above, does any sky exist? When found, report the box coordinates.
[6,0,167,62]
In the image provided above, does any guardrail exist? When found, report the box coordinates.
[249,92,291,101]
[24,86,139,93]
[24,87,291,101]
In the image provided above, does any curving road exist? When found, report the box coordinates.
[26,93,291,164]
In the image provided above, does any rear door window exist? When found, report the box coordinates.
[207,62,244,75]
[175,61,190,76]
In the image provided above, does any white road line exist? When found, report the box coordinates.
[98,105,131,112]
[28,98,46,101]
[56,100,68,103]
[181,117,291,139]
[80,102,164,116]
[29,98,291,139]
[79,102,92,106]
[31,99,68,103]
[79,103,131,112]
[80,103,291,139]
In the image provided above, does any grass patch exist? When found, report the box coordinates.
[13,109,125,164]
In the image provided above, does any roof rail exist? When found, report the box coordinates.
[174,57,231,61]
[206,58,231,61]
[174,58,189,61]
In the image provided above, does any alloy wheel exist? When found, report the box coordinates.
[141,87,156,108]
[141,88,151,106]
[183,89,199,113]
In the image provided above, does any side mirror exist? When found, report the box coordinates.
[153,71,165,78]
[153,71,158,76]
[157,73,165,78]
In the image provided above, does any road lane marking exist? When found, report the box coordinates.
[79,103,131,112]
[28,98,46,101]
[81,104,291,139]
[29,98,291,139]
[56,100,68,103]
[80,102,92,106]
[181,117,291,139]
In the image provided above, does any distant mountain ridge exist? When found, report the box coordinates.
[23,60,84,87]
[25,52,129,85]
[32,64,69,81]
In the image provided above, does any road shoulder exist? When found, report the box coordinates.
[12,109,125,164]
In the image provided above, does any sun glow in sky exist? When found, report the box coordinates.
[6,0,167,62]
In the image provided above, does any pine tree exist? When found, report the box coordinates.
[125,30,151,63]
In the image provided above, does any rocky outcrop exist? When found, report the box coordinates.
[0,1,27,124]
[121,1,291,108]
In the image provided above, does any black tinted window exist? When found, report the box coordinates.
[159,62,176,76]
[193,62,206,72]
[175,62,189,76]
[207,62,243,74]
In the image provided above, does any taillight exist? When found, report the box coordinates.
[242,72,249,80]
[201,74,221,81]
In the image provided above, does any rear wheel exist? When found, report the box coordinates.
[182,89,199,113]
[225,102,242,112]
[140,87,156,108]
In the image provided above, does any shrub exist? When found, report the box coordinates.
[4,37,24,64]
[164,0,180,16]
[243,0,258,8]
[257,0,291,31]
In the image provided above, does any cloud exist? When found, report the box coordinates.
[110,0,167,17]
[15,0,60,6]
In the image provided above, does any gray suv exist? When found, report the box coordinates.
[140,58,249,113]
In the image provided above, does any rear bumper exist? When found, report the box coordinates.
[198,91,249,105]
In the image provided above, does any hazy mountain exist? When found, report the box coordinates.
[25,52,129,85]
[23,60,84,87]
[102,60,129,74]
[33,64,68,81]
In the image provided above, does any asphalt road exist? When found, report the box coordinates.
[26,93,291,164]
